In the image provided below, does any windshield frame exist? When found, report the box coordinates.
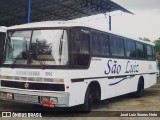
[2,27,70,69]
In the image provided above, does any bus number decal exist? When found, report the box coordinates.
[45,72,52,77]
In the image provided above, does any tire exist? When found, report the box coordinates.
[135,80,144,98]
[80,87,93,112]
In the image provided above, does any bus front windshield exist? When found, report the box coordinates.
[4,29,68,66]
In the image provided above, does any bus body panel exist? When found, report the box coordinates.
[67,58,157,106]
[0,57,157,107]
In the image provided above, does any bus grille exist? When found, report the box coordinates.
[1,80,65,91]
[16,71,40,77]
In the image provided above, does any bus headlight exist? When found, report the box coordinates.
[43,78,64,83]
[0,75,5,79]
[41,96,50,102]
[41,96,58,104]
[53,78,64,83]
[50,97,58,104]
[0,92,12,100]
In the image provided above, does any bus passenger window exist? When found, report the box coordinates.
[72,32,90,67]
[147,45,153,60]
[92,33,100,55]
[102,35,109,55]
[110,36,124,57]
[125,40,136,58]
[152,46,156,60]
[92,33,109,56]
[136,43,145,59]
[79,33,90,54]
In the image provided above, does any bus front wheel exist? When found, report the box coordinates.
[80,82,101,112]
[80,87,93,112]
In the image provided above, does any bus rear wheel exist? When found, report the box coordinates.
[135,79,144,98]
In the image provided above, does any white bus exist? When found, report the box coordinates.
[0,27,6,64]
[0,21,157,112]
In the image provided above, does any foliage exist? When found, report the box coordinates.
[143,38,151,42]
[138,37,151,42]
[154,40,160,52]
[157,59,160,70]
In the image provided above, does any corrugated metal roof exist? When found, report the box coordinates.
[0,0,133,26]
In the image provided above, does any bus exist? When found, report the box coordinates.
[0,21,157,112]
[0,27,6,64]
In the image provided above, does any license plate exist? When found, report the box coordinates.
[14,94,38,103]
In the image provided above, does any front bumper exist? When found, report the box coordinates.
[0,87,69,107]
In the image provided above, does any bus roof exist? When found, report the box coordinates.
[8,21,154,46]
[0,26,7,32]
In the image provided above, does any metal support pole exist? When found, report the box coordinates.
[109,15,111,31]
[26,0,31,23]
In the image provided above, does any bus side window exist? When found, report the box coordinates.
[152,46,156,60]
[92,33,100,55]
[72,31,90,67]
[110,36,124,57]
[136,43,145,59]
[125,39,136,58]
[102,34,110,55]
[146,45,153,60]
[92,32,109,56]
[79,33,90,54]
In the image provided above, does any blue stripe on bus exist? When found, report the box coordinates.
[109,77,129,86]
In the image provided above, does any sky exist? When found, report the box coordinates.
[75,0,160,41]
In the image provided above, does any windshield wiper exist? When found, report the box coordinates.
[59,30,64,56]
[11,51,28,68]
[11,57,23,68]
[27,49,46,69]
[37,58,45,69]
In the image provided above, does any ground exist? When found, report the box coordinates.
[0,78,160,120]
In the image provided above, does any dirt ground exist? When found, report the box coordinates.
[0,78,160,120]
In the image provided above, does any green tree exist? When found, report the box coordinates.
[154,40,160,52]
[138,37,143,40]
[143,37,151,42]
[138,37,151,42]
[154,39,160,70]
